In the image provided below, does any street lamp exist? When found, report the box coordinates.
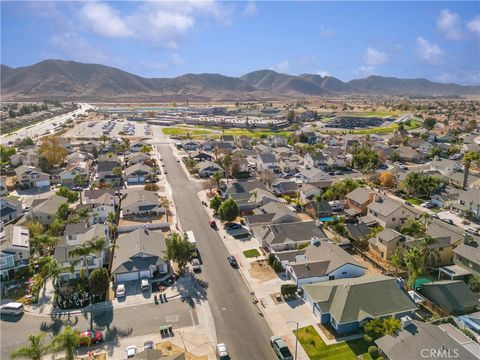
[287,321,299,360]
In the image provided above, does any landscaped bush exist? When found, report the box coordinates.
[272,259,283,272]
[268,253,276,266]
[368,345,378,358]
[377,357,384,360]
[363,334,373,343]
[281,284,297,297]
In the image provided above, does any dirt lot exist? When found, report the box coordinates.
[156,341,207,360]
[248,260,277,282]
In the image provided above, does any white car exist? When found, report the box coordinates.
[116,284,126,298]
[465,227,479,235]
[216,343,230,360]
[124,345,138,359]
[141,278,149,291]
[192,258,201,272]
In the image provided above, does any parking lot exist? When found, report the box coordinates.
[64,120,147,138]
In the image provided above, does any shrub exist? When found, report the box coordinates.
[377,357,384,360]
[280,284,297,297]
[268,253,276,266]
[272,259,283,272]
[368,346,378,358]
[363,334,373,343]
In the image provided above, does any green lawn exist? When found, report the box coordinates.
[243,248,261,258]
[405,197,424,206]
[162,127,213,136]
[163,126,290,138]
[294,326,372,360]
[337,110,404,118]
[319,119,421,135]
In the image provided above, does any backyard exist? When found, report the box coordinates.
[294,325,372,360]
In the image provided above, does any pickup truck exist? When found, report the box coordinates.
[270,336,293,360]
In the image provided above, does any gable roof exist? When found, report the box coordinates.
[346,187,372,205]
[111,229,167,274]
[421,280,479,314]
[454,237,480,266]
[122,189,159,209]
[368,196,412,216]
[32,195,68,215]
[253,221,326,245]
[125,163,153,175]
[302,275,417,324]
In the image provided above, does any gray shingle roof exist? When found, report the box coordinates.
[346,187,372,205]
[254,221,326,245]
[421,280,479,314]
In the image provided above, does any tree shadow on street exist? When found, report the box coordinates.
[174,273,208,308]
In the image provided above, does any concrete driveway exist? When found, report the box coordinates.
[115,280,152,303]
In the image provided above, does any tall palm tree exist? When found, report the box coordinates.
[419,236,440,267]
[38,256,63,289]
[11,332,51,360]
[31,234,59,257]
[390,248,404,276]
[51,326,80,360]
[68,242,97,279]
[222,154,232,180]
[404,247,425,287]
[462,151,480,189]
[76,207,91,223]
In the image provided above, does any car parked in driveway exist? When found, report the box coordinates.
[125,345,138,358]
[141,278,149,292]
[270,336,293,360]
[116,284,126,298]
[421,202,435,209]
[225,223,242,231]
[192,258,201,272]
[227,255,238,268]
[79,330,103,346]
[441,218,454,225]
[143,341,154,350]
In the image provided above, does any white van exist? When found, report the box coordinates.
[0,302,24,316]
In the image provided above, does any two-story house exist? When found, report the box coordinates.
[345,187,375,217]
[59,162,89,187]
[360,196,418,230]
[15,165,50,188]
[0,197,22,223]
[368,228,405,261]
[0,224,30,280]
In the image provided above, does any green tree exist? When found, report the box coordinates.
[209,195,223,212]
[30,234,59,257]
[73,174,86,203]
[287,110,295,124]
[27,222,44,238]
[280,284,297,297]
[140,144,152,153]
[404,247,425,286]
[352,147,379,173]
[112,166,123,178]
[218,198,239,223]
[212,171,223,189]
[48,219,66,236]
[51,326,80,360]
[56,186,79,203]
[11,332,51,360]
[462,151,480,189]
[467,274,480,292]
[390,248,404,276]
[184,158,197,172]
[222,154,233,179]
[400,219,426,238]
[39,135,67,167]
[423,117,437,130]
[56,203,70,221]
[88,268,110,298]
[164,232,197,274]
[68,237,106,279]
[0,145,16,162]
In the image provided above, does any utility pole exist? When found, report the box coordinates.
[287,321,299,360]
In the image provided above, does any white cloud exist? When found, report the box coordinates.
[320,25,334,38]
[437,9,463,40]
[270,61,290,73]
[435,71,480,85]
[316,70,330,77]
[171,53,186,66]
[49,32,111,63]
[81,2,131,38]
[467,15,480,34]
[354,66,375,75]
[416,37,443,64]
[242,1,257,17]
[362,47,388,66]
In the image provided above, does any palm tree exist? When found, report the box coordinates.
[222,154,232,180]
[419,236,440,267]
[390,248,404,276]
[51,326,80,360]
[76,207,91,223]
[11,332,51,360]
[31,234,59,257]
[73,174,86,203]
[37,256,63,290]
[107,211,117,238]
[462,151,480,189]
[404,247,425,287]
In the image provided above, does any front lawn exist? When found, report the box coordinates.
[405,197,424,206]
[243,248,261,258]
[294,325,372,360]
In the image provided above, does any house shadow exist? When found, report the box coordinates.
[285,295,305,309]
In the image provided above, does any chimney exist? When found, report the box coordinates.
[400,315,412,330]
[368,192,375,204]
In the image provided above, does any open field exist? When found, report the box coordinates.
[294,325,373,360]
[163,126,291,138]
[319,119,421,135]
[336,110,405,118]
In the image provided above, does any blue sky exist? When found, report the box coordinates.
[2,1,480,84]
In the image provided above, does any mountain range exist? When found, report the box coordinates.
[1,60,479,101]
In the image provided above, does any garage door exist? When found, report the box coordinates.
[36,180,50,187]
[116,272,139,283]
[139,270,152,279]
[313,304,321,319]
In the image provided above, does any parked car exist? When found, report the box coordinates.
[143,341,154,350]
[421,202,435,209]
[0,302,24,316]
[141,278,149,292]
[465,227,479,235]
[209,219,217,229]
[116,284,126,298]
[79,330,103,346]
[441,218,454,225]
[431,213,440,219]
[192,258,201,272]
[225,223,242,231]
[216,343,230,360]
[125,345,138,359]
[227,256,238,268]
[270,336,293,360]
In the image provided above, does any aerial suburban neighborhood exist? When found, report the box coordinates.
[1,1,480,360]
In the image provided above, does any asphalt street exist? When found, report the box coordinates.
[0,299,196,359]
[156,142,276,360]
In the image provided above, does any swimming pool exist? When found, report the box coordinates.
[319,217,335,222]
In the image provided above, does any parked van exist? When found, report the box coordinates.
[0,302,24,316]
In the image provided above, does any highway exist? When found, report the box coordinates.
[0,103,94,145]
[155,141,276,360]
[0,299,195,359]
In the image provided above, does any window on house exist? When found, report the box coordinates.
[329,275,335,280]
[342,271,347,275]
[392,218,396,221]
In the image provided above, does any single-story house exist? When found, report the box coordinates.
[244,202,300,229]
[197,161,224,178]
[121,189,162,219]
[28,195,68,225]
[420,280,479,315]
[302,275,418,334]
[125,163,153,184]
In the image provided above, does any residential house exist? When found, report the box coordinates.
[84,189,116,204]
[394,146,421,162]
[360,196,418,230]
[10,147,39,167]
[455,188,480,220]
[305,199,333,219]
[420,280,478,315]
[283,240,366,286]
[127,152,151,166]
[304,153,328,171]
[65,151,91,165]
[28,195,68,225]
[269,135,288,147]
[430,187,464,209]
[59,162,89,186]
[368,228,405,261]
[0,197,22,223]
[251,221,327,252]
[279,154,302,174]
[376,320,478,360]
[235,136,253,149]
[15,165,50,188]
[216,142,235,154]
[125,163,153,184]
[345,187,375,217]
[345,223,372,242]
[302,275,418,334]
[300,168,333,188]
[244,202,300,229]
[188,151,213,163]
[299,184,322,203]
[96,159,120,185]
[223,180,267,199]
[323,147,347,169]
[111,228,169,283]
[197,161,224,178]
[121,189,162,219]
[230,188,282,212]
[130,140,150,153]
[88,192,116,224]
[257,153,279,173]
[453,236,480,277]
[430,159,463,177]
[0,224,30,280]
[273,181,298,196]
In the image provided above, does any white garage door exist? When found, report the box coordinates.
[36,180,50,187]
[116,272,139,283]
[139,270,152,279]
[313,304,321,318]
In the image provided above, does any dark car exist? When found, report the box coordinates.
[227,256,238,268]
[225,223,242,231]
[143,341,154,350]
[208,220,217,229]
[79,330,103,346]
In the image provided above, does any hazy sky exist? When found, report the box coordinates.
[2,1,480,84]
